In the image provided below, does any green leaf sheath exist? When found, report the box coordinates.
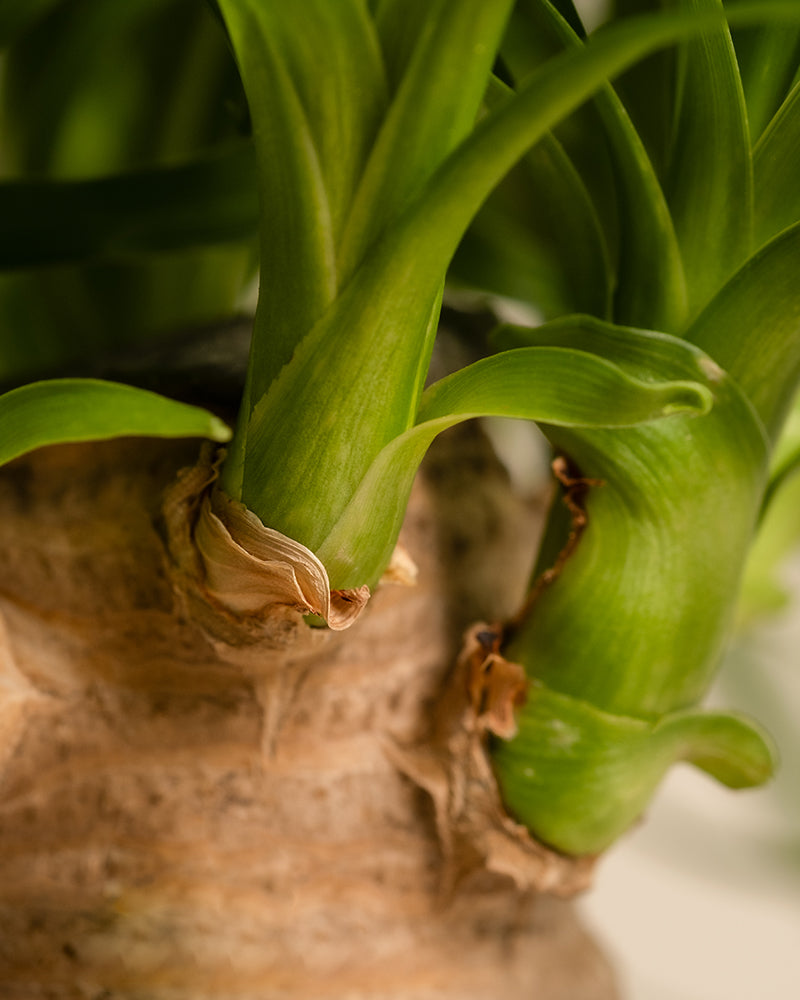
[316,329,711,589]
[502,318,769,718]
[0,379,230,467]
[0,144,258,269]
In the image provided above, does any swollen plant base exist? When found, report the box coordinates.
[0,429,616,999]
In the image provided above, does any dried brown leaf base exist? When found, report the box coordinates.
[0,429,616,999]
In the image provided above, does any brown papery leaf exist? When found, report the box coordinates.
[195,489,370,630]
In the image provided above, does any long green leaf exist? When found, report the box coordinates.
[449,77,611,320]
[0,379,230,467]
[610,0,678,178]
[666,0,752,317]
[228,0,800,570]
[762,390,800,512]
[374,3,800,338]
[216,1,337,386]
[503,0,687,331]
[337,0,515,284]
[729,16,800,139]
[448,129,612,319]
[0,144,258,269]
[315,331,712,588]
[753,80,800,249]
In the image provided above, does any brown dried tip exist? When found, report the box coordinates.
[462,624,528,739]
[163,446,370,633]
[386,623,596,899]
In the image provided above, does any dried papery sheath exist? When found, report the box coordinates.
[195,490,370,630]
[162,448,369,636]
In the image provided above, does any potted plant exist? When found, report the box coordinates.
[1,0,798,995]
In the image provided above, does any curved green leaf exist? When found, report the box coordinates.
[0,144,258,270]
[492,680,775,854]
[0,379,230,467]
[502,317,770,718]
[316,329,712,589]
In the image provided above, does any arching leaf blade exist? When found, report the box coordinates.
[0,379,231,469]
[316,335,712,589]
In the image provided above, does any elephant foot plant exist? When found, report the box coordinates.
[1,0,800,994]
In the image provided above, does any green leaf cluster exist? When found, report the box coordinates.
[1,0,800,860]
[475,0,800,854]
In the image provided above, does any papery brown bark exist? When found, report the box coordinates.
[0,427,617,999]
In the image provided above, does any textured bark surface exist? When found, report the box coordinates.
[0,429,618,999]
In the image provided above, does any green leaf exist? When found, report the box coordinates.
[225,0,800,575]
[501,0,687,331]
[729,18,800,140]
[492,680,775,854]
[337,0,516,284]
[686,221,800,441]
[0,144,258,270]
[315,329,712,588]
[502,316,770,718]
[381,2,793,337]
[449,79,612,320]
[753,80,800,249]
[0,379,231,468]
[666,0,752,318]
[609,0,678,178]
